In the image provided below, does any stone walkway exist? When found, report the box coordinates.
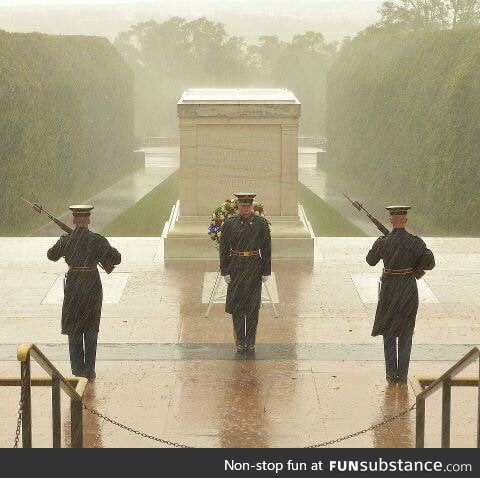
[32,148,179,236]
[0,237,478,447]
[298,166,375,235]
[32,148,370,237]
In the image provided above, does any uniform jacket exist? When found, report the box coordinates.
[47,227,121,335]
[366,228,435,337]
[219,214,271,316]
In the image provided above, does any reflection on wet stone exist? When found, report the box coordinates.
[1,238,479,447]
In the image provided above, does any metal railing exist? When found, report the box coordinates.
[0,343,88,448]
[141,136,179,148]
[298,136,327,149]
[412,346,480,448]
[141,135,328,150]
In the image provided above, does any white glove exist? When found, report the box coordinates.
[262,275,269,283]
[223,275,231,284]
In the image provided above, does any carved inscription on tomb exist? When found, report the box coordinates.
[196,124,282,215]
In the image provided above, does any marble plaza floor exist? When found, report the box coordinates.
[0,237,479,447]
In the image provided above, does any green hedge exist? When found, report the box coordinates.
[326,28,480,236]
[0,30,138,235]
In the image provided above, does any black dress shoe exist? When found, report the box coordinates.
[245,344,256,353]
[386,374,397,384]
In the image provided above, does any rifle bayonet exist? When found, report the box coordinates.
[21,197,73,234]
[343,193,425,279]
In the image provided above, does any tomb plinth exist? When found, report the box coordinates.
[165,88,314,259]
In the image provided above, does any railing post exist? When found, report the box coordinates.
[52,375,61,448]
[441,379,451,448]
[20,360,32,448]
[415,396,425,448]
[70,398,83,448]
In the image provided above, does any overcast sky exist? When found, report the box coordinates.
[0,0,382,41]
[1,0,363,5]
[0,1,155,5]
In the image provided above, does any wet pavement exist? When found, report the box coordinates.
[298,166,376,235]
[0,237,479,447]
[32,148,178,236]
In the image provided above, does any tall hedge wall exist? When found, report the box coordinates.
[0,30,137,235]
[326,28,480,236]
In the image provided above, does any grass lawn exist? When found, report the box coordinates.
[101,173,366,237]
[298,183,367,236]
[101,171,179,236]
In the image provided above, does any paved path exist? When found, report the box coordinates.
[0,237,478,447]
[33,147,370,237]
[32,148,179,236]
[298,165,376,235]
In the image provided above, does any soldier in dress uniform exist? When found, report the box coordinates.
[219,193,271,354]
[366,206,435,383]
[47,205,121,381]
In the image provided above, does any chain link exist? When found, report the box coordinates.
[82,404,193,448]
[12,381,415,448]
[304,402,416,448]
[12,396,23,448]
[84,400,415,449]
[13,368,27,448]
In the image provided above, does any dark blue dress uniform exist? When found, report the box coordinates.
[47,205,121,380]
[219,194,271,352]
[366,206,435,382]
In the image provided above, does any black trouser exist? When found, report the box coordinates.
[232,311,259,346]
[68,329,98,379]
[383,334,413,380]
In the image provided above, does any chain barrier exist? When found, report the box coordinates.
[12,368,27,448]
[82,401,416,449]
[11,374,415,449]
[304,402,416,448]
[82,404,193,448]
[12,396,23,448]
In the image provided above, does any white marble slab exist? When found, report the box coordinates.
[42,273,130,305]
[201,272,279,304]
[350,273,439,304]
[179,88,299,104]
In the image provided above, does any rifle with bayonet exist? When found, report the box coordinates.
[21,197,73,233]
[343,194,425,279]
[21,197,106,271]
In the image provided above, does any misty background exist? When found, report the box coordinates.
[1,0,479,236]
[0,1,381,42]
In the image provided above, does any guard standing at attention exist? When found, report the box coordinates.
[219,193,271,354]
[366,206,435,383]
[47,205,121,381]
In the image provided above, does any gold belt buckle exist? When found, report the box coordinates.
[232,250,260,257]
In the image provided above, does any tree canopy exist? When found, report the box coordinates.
[114,17,337,136]
[378,0,480,30]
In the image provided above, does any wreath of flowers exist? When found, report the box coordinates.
[208,197,270,248]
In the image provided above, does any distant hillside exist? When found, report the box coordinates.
[326,28,480,236]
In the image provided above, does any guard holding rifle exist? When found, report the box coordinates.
[220,193,271,355]
[365,206,435,383]
[47,205,121,381]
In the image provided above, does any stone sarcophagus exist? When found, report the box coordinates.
[164,88,313,259]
